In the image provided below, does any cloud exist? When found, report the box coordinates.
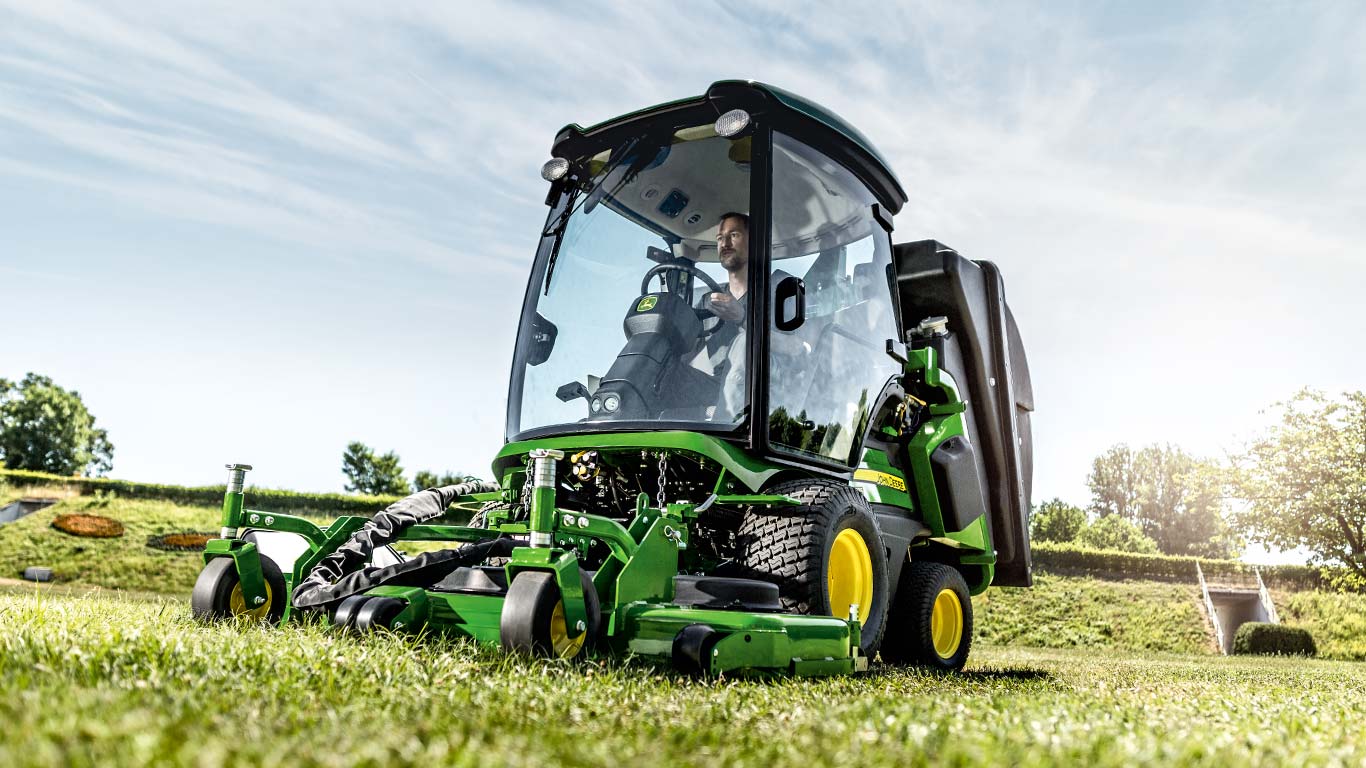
[1,0,1362,500]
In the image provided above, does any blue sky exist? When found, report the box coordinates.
[2,0,1363,540]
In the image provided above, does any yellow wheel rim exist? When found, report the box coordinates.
[228,580,273,621]
[549,601,586,659]
[828,528,873,624]
[931,588,964,658]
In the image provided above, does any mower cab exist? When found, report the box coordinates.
[193,81,1035,676]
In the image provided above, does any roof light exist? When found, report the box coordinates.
[540,157,570,182]
[714,109,751,138]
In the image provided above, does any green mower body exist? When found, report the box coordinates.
[193,81,1035,675]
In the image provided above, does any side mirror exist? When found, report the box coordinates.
[527,313,558,366]
[774,276,806,332]
[556,381,589,402]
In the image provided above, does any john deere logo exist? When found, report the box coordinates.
[636,296,658,312]
[853,469,907,493]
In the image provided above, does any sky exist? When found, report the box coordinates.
[1,1,1363,554]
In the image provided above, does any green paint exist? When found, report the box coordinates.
[494,432,784,492]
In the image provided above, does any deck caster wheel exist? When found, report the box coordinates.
[191,555,287,624]
[881,561,973,671]
[332,594,372,630]
[672,623,721,676]
[499,569,600,659]
[355,597,406,632]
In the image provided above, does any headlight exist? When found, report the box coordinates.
[540,157,570,182]
[590,397,602,413]
[603,394,620,413]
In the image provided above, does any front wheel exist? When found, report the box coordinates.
[736,479,890,657]
[499,569,600,659]
[880,561,973,671]
[190,555,287,624]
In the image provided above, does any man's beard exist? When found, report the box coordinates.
[720,249,742,270]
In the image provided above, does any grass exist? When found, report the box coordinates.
[975,574,1214,654]
[2,586,1364,767]
[1276,589,1366,661]
[7,492,1366,661]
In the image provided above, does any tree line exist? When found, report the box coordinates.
[4,370,1362,586]
[1035,389,1366,587]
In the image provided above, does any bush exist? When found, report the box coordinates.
[1031,499,1087,543]
[1232,622,1317,656]
[1075,514,1159,554]
[1033,542,1332,591]
[51,513,124,538]
[0,468,405,517]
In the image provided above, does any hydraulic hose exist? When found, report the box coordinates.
[292,481,514,610]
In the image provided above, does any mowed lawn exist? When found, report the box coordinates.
[2,587,1363,768]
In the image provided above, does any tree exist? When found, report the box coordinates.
[1031,498,1087,543]
[412,469,480,492]
[1232,390,1366,583]
[1075,513,1160,554]
[1087,443,1236,558]
[341,442,409,496]
[0,373,114,476]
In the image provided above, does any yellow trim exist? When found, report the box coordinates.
[827,528,873,624]
[852,469,907,493]
[930,588,964,658]
[228,580,272,621]
[549,601,586,659]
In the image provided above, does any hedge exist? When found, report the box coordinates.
[1232,622,1317,656]
[0,468,404,518]
[1032,542,1336,592]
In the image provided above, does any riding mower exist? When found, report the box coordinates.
[191,80,1035,676]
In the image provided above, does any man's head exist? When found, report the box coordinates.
[716,212,749,273]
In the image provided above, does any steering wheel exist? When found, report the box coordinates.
[640,260,726,305]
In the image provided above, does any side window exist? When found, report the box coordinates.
[767,133,901,464]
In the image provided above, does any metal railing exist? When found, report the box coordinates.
[1256,567,1280,624]
[1196,561,1226,654]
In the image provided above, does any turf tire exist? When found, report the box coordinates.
[735,479,890,657]
[880,561,973,671]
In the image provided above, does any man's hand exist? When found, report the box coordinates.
[708,292,744,324]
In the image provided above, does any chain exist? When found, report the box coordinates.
[656,451,668,511]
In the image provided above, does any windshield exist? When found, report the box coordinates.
[508,124,753,439]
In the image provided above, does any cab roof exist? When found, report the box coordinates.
[552,80,909,216]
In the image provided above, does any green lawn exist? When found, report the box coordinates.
[2,587,1363,768]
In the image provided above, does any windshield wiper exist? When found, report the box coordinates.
[541,134,651,294]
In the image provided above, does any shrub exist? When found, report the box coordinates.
[1032,542,1332,591]
[146,532,215,552]
[1031,499,1087,543]
[1075,514,1159,554]
[0,468,405,517]
[1232,622,1317,656]
[51,513,124,538]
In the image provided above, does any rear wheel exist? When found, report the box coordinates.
[881,561,973,671]
[736,479,889,657]
[190,555,287,624]
[499,569,601,659]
